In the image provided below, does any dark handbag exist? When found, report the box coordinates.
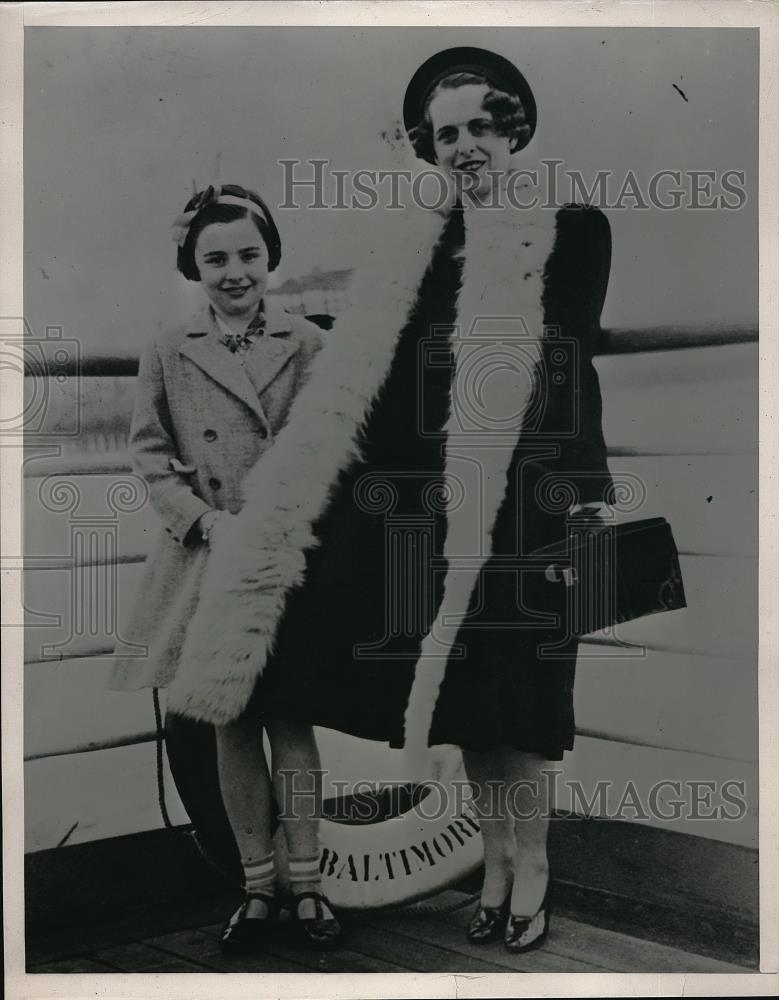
[529,516,687,637]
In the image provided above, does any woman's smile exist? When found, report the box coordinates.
[455,157,488,172]
[429,83,513,200]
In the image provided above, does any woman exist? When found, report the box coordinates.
[171,48,613,953]
[110,183,342,951]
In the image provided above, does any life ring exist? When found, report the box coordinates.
[164,712,483,909]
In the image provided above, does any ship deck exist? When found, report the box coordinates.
[26,826,756,976]
[27,886,753,975]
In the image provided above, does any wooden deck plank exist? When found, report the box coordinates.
[544,914,753,974]
[198,917,416,973]
[240,944,407,975]
[366,910,601,973]
[90,942,172,971]
[91,941,204,972]
[26,891,235,966]
[133,956,216,973]
[439,898,753,973]
[29,956,119,973]
[334,922,537,974]
[364,888,592,973]
[143,927,308,973]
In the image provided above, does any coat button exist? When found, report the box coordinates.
[204,429,217,442]
[258,426,268,440]
[209,477,222,490]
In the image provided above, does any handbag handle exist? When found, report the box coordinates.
[544,563,578,587]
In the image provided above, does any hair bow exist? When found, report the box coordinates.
[170,182,222,247]
[171,209,199,247]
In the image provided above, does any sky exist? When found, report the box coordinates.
[24,26,758,353]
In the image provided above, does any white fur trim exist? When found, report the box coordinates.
[168,204,446,724]
[402,198,557,776]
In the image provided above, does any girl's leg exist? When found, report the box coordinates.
[462,747,515,907]
[503,749,551,916]
[215,714,276,900]
[266,718,321,872]
[266,719,340,943]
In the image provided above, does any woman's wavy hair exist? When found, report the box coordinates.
[177,183,282,281]
[408,71,530,165]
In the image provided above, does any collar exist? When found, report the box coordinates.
[212,308,264,348]
[185,296,293,339]
[262,297,293,336]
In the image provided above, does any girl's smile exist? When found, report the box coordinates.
[194,217,269,325]
[224,285,253,299]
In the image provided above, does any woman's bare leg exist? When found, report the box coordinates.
[503,749,551,916]
[462,747,515,907]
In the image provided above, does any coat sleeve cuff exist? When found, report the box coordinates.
[158,492,213,547]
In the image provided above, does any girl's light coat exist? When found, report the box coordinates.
[110,300,322,691]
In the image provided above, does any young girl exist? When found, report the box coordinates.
[110,183,342,951]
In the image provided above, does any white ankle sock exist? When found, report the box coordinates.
[242,852,276,897]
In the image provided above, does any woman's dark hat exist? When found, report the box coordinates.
[403,46,537,152]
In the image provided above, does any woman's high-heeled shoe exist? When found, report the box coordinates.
[220,891,280,954]
[504,886,552,954]
[466,894,511,944]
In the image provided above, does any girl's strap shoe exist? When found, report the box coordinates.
[219,891,280,954]
[290,890,343,948]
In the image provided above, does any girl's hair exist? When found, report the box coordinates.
[408,71,530,164]
[177,183,282,281]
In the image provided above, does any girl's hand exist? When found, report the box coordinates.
[198,510,222,546]
[200,510,241,547]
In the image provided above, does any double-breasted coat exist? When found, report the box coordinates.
[110,299,322,691]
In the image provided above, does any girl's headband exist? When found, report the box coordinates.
[171,191,273,247]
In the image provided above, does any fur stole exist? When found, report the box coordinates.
[168,202,447,723]
[402,198,555,773]
[168,189,558,767]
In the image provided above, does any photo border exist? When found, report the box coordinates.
[2,2,776,996]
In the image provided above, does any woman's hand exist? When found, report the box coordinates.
[568,502,609,526]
